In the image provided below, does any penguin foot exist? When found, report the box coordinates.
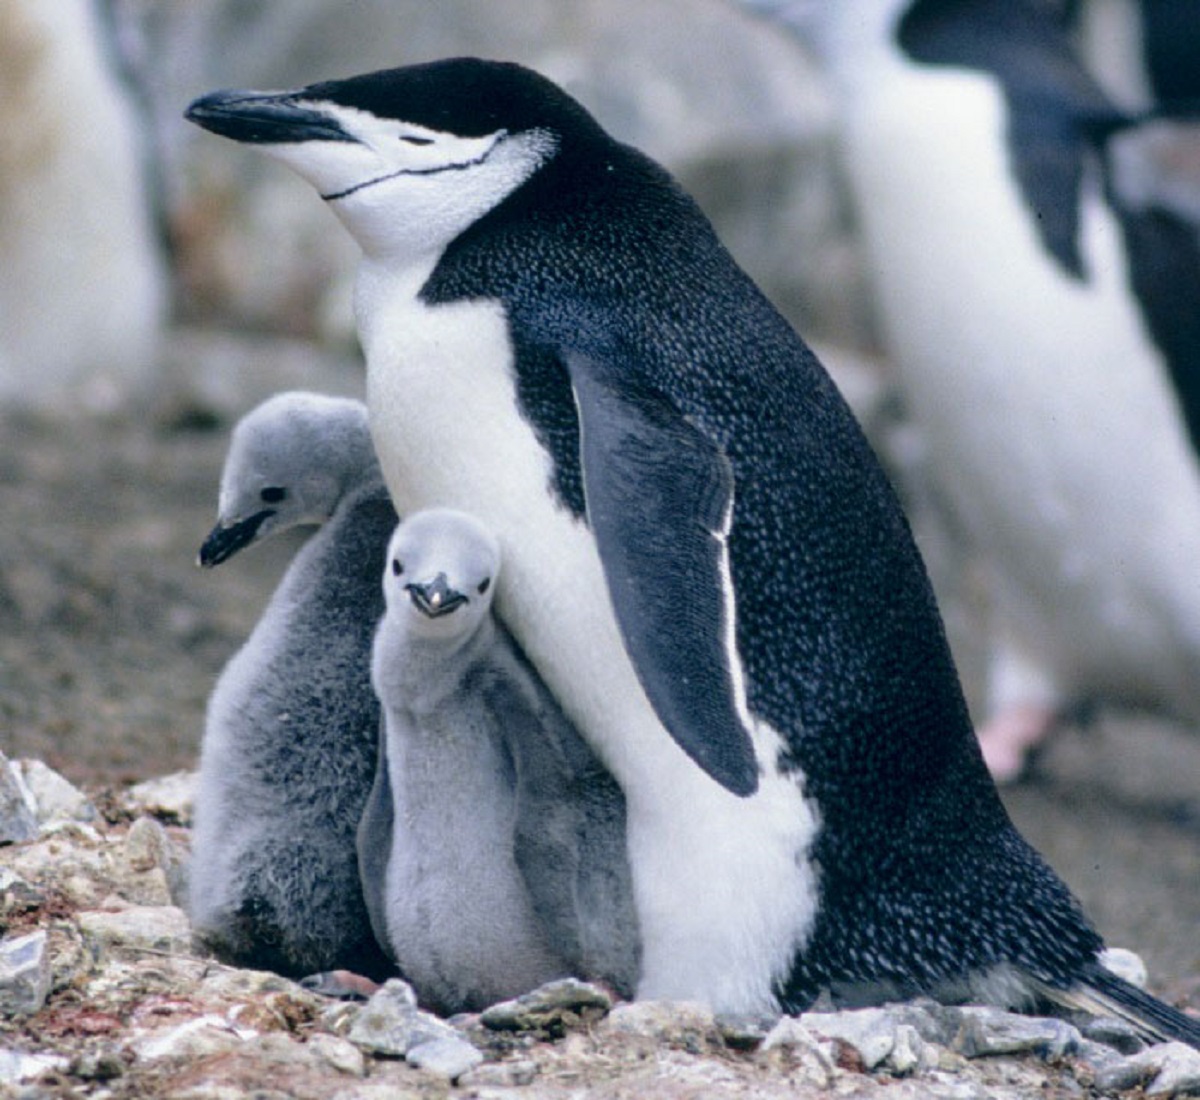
[299,970,381,1001]
[976,704,1057,784]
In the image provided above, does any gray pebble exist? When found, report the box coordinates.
[479,978,613,1032]
[952,1006,1080,1060]
[404,1035,484,1080]
[0,754,38,846]
[0,931,51,1017]
[1094,1041,1200,1098]
[348,979,462,1056]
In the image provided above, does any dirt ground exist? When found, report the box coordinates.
[2,342,1198,1006]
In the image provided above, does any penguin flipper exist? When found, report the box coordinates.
[1033,961,1200,1050]
[568,354,759,797]
[355,716,395,963]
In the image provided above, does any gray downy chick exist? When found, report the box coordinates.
[190,390,395,981]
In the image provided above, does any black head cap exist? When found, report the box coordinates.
[301,57,606,143]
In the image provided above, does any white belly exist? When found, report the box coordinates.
[357,258,819,1013]
[839,64,1200,715]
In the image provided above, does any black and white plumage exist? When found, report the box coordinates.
[361,508,637,1014]
[186,60,1200,1043]
[190,391,395,981]
[756,0,1200,783]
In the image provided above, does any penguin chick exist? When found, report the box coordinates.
[190,391,395,981]
[362,508,638,1014]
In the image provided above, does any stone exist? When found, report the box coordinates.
[1094,1041,1200,1098]
[117,816,186,906]
[1079,1014,1146,1055]
[347,979,461,1057]
[715,1010,781,1050]
[457,1058,540,1088]
[77,905,192,958]
[125,771,196,825]
[757,1016,840,1089]
[0,1047,68,1084]
[479,978,614,1032]
[405,1035,485,1080]
[801,1008,902,1070]
[0,930,51,1016]
[0,752,38,845]
[305,1033,366,1077]
[0,868,45,918]
[13,759,96,825]
[130,1014,254,1062]
[1100,947,1149,989]
[952,1006,1080,1060]
[599,1000,717,1048]
[68,1045,127,1081]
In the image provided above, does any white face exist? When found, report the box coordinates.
[259,102,557,259]
[383,509,500,641]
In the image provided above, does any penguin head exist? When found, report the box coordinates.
[382,508,499,640]
[185,59,604,259]
[199,391,376,567]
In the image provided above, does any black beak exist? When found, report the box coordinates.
[198,509,276,568]
[185,89,360,145]
[405,573,468,618]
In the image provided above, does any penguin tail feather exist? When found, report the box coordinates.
[1032,962,1200,1051]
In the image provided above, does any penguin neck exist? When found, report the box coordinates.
[375,611,496,715]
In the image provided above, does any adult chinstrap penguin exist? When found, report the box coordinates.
[189,391,395,982]
[361,508,637,1013]
[186,59,1200,1044]
[753,0,1200,784]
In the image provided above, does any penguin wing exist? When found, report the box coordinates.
[354,715,395,962]
[567,353,760,797]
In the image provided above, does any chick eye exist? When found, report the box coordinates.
[260,487,287,504]
[400,134,433,146]
[391,558,403,577]
[477,577,491,595]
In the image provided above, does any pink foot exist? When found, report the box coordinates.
[300,969,381,1000]
[976,704,1057,784]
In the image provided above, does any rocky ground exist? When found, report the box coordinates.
[2,328,1200,1096]
[2,758,1200,1099]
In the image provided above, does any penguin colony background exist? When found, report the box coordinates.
[182,0,1200,1051]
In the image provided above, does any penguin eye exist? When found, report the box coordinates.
[260,487,286,504]
[477,577,491,595]
[400,134,433,146]
[391,558,403,577]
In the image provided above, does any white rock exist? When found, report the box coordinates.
[0,930,51,1016]
[405,1035,484,1080]
[1101,946,1149,990]
[600,999,716,1043]
[347,979,460,1057]
[77,905,192,957]
[0,1047,68,1084]
[1095,1041,1200,1098]
[305,1032,366,1077]
[457,1058,540,1088]
[125,771,196,824]
[14,759,95,824]
[801,1008,897,1070]
[130,1014,253,1062]
[952,1007,1080,1060]
[0,752,38,844]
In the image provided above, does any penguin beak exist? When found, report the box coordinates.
[405,574,468,618]
[198,509,276,568]
[185,89,360,145]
